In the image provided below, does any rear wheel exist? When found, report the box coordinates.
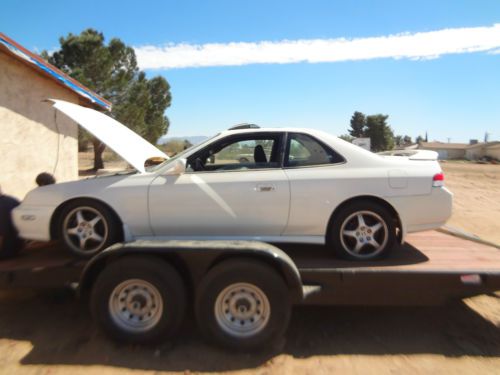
[195,259,291,350]
[329,201,397,260]
[58,200,119,258]
[90,256,187,344]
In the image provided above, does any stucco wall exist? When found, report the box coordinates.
[486,146,500,160]
[465,147,484,160]
[424,147,465,160]
[0,51,79,200]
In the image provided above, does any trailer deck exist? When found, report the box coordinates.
[0,231,499,305]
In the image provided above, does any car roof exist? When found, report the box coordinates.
[219,127,323,137]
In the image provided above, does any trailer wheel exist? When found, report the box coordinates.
[329,200,397,260]
[195,259,291,350]
[90,256,186,344]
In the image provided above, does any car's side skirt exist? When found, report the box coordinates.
[134,235,326,245]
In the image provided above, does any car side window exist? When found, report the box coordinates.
[286,133,344,167]
[187,135,281,172]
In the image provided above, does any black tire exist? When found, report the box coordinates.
[328,200,397,261]
[58,199,119,258]
[195,258,291,350]
[90,256,187,344]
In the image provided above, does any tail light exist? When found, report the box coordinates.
[433,172,444,187]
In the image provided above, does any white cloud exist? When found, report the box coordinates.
[135,24,500,70]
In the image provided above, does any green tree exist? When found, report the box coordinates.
[364,114,394,152]
[394,135,403,147]
[348,111,366,137]
[403,135,412,145]
[339,134,355,142]
[42,29,171,170]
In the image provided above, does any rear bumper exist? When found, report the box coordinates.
[387,187,453,239]
[12,204,55,241]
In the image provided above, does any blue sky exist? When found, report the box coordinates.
[2,0,500,142]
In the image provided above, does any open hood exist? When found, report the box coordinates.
[49,99,168,173]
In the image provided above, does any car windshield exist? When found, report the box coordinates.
[146,133,220,172]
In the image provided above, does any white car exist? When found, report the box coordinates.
[13,100,452,260]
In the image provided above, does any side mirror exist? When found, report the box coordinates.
[165,158,186,175]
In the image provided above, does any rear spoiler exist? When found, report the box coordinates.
[378,150,439,161]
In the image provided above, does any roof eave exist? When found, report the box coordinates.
[0,32,112,112]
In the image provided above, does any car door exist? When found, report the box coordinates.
[148,132,290,238]
[282,132,346,237]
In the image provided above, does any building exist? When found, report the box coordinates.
[418,142,468,160]
[0,33,111,199]
[419,141,500,161]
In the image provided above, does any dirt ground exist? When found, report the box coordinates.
[0,158,498,374]
[441,161,500,245]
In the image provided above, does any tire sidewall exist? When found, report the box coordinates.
[329,201,397,260]
[196,260,291,350]
[91,256,186,344]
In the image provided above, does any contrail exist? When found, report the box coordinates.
[135,24,500,69]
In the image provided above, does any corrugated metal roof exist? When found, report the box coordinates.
[0,32,111,111]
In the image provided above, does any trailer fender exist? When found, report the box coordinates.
[78,240,304,302]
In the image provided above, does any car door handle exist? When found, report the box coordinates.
[255,184,275,192]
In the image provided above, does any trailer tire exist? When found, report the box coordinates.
[195,259,291,350]
[90,256,186,344]
[329,200,397,260]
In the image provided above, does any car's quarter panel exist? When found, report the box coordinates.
[148,169,290,237]
[282,158,447,238]
[283,164,393,237]
[386,187,453,234]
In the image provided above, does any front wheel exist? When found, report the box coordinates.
[328,201,397,260]
[58,200,119,258]
[195,259,291,350]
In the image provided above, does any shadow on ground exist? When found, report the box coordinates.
[0,289,498,372]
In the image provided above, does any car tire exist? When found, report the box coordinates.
[58,199,119,258]
[195,258,291,350]
[329,200,397,260]
[90,256,187,344]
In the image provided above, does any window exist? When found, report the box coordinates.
[285,133,344,167]
[187,134,282,172]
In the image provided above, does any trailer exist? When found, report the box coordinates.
[0,231,499,350]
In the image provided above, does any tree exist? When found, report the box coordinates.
[416,135,424,144]
[364,114,394,152]
[348,111,366,137]
[43,29,171,170]
[394,135,403,147]
[394,135,413,147]
[339,134,355,142]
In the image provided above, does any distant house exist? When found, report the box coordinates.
[0,33,111,199]
[485,143,500,160]
[419,141,500,161]
[418,142,468,160]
